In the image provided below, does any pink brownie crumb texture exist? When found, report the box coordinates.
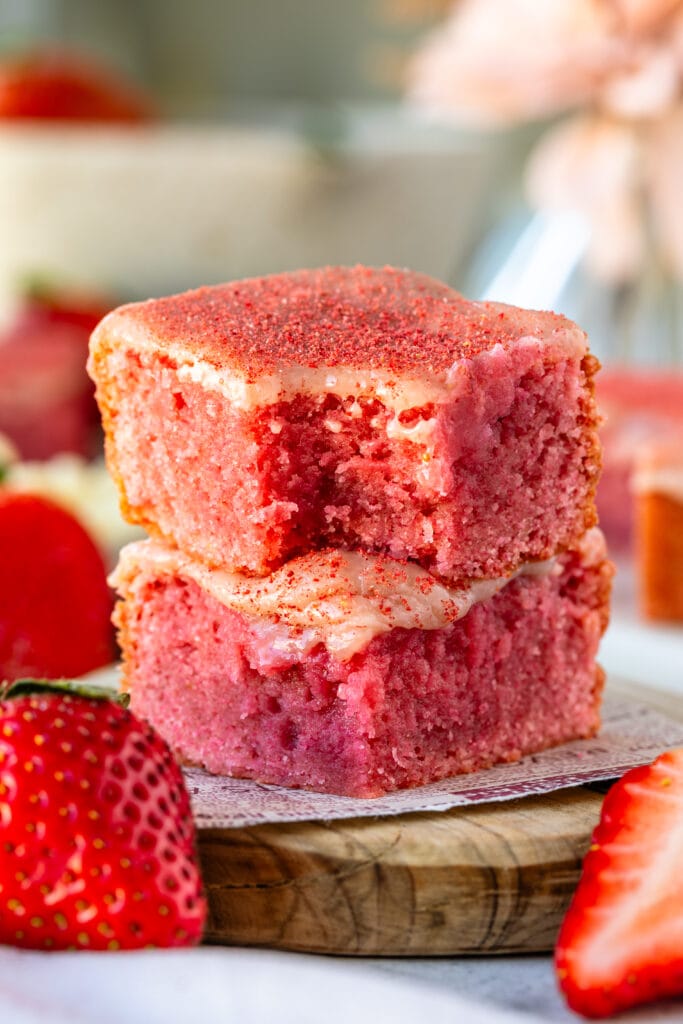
[90,266,601,582]
[114,542,612,798]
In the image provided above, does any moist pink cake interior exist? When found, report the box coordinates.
[91,267,601,582]
[115,538,611,798]
[102,345,598,583]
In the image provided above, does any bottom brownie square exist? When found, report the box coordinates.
[113,531,612,797]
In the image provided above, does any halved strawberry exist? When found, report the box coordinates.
[0,492,113,681]
[0,49,153,123]
[556,749,683,1018]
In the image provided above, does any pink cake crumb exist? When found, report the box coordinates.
[90,266,601,584]
[114,534,612,798]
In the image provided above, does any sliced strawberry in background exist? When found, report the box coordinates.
[556,749,683,1018]
[0,492,114,681]
[0,49,153,123]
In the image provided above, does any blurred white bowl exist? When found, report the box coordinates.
[0,107,505,308]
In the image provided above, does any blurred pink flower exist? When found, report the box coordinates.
[525,115,645,282]
[613,0,682,33]
[408,0,683,282]
[408,0,622,125]
[408,0,683,122]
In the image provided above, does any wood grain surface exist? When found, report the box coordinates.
[197,680,681,955]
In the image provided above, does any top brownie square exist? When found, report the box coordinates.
[89,265,600,583]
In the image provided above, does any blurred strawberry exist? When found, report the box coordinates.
[0,283,113,460]
[0,491,114,681]
[0,50,147,457]
[17,280,112,334]
[0,49,153,123]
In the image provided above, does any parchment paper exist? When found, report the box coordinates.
[187,692,683,829]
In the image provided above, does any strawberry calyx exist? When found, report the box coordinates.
[0,676,129,707]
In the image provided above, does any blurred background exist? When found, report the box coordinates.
[1,0,683,650]
[0,0,523,307]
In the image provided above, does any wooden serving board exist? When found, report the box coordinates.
[197,680,682,956]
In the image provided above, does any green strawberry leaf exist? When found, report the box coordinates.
[0,677,129,706]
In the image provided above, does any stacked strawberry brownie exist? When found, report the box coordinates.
[89,266,611,797]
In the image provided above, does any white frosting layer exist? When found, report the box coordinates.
[98,329,586,470]
[175,360,444,416]
[164,329,585,417]
[111,536,605,663]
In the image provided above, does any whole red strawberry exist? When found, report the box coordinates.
[0,50,153,123]
[0,680,206,950]
[556,748,683,1018]
[0,492,113,681]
